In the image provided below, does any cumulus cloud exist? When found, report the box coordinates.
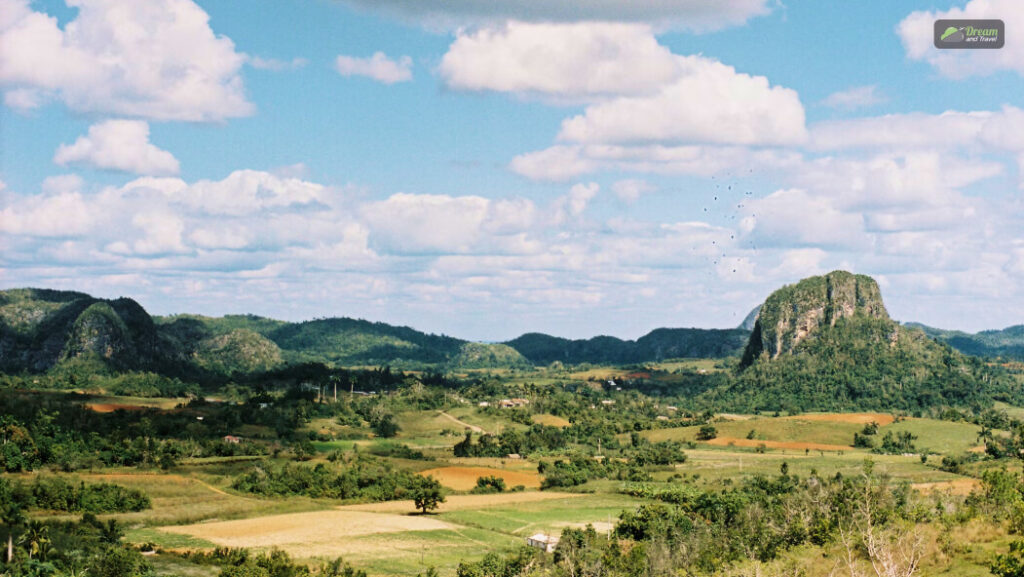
[360,192,539,254]
[557,55,806,146]
[439,22,679,100]
[0,0,253,121]
[335,52,413,84]
[820,85,886,110]
[54,120,180,176]
[612,179,657,202]
[556,182,599,222]
[248,56,308,71]
[739,189,867,250]
[511,143,802,181]
[811,106,1024,153]
[898,0,1024,78]
[337,0,774,32]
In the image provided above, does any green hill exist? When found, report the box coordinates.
[505,327,748,365]
[904,322,1024,360]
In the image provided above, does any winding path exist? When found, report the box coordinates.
[438,410,486,434]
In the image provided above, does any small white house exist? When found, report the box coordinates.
[526,533,559,553]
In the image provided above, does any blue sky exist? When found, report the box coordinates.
[2,0,1023,340]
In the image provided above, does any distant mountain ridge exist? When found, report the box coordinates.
[903,322,1024,361]
[1,284,1019,381]
[506,327,749,365]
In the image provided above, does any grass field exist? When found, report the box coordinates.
[641,413,982,457]
[159,492,609,576]
[28,408,998,577]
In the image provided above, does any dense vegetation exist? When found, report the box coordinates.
[230,457,439,503]
[457,463,1024,577]
[3,476,150,514]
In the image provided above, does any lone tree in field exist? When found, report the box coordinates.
[696,424,718,441]
[411,475,445,514]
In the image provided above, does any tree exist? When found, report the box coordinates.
[411,476,445,514]
[373,414,399,438]
[696,425,717,441]
[992,541,1024,577]
[1,478,24,563]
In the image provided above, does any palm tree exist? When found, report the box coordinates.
[17,521,51,561]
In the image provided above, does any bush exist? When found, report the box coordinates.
[471,476,507,494]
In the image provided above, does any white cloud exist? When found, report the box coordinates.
[360,193,538,254]
[820,85,886,110]
[612,179,656,202]
[511,143,802,181]
[439,22,679,100]
[771,248,828,278]
[0,189,95,238]
[138,169,326,216]
[810,107,1024,153]
[739,189,867,250]
[509,145,597,182]
[557,55,807,146]
[335,52,413,84]
[337,0,774,32]
[248,56,308,71]
[41,174,85,195]
[3,87,41,111]
[559,182,598,220]
[54,120,180,176]
[898,0,1024,78]
[115,212,189,256]
[793,152,1003,211]
[0,0,253,121]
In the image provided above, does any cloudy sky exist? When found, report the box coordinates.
[2,0,1023,340]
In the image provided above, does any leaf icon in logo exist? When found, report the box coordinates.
[941,26,965,42]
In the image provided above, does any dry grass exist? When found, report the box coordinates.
[338,492,584,514]
[783,412,896,426]
[418,466,542,491]
[86,403,155,413]
[531,414,571,428]
[162,510,458,557]
[912,479,980,496]
[705,437,851,452]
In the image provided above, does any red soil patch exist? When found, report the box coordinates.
[783,413,896,426]
[418,466,542,491]
[705,437,851,452]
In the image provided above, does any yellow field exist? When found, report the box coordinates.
[160,492,586,561]
[418,466,542,490]
[339,491,584,513]
[163,510,458,557]
[531,414,571,428]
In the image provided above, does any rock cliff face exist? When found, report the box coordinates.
[741,271,889,365]
[0,290,167,372]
